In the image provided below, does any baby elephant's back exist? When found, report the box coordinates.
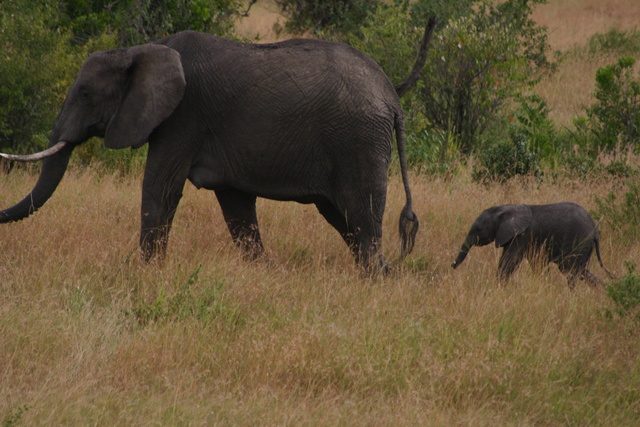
[529,202,597,256]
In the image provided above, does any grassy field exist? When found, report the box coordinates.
[2,1,640,425]
[2,165,639,425]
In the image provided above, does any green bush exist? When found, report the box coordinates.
[592,181,640,243]
[585,56,640,152]
[416,0,552,154]
[61,0,243,46]
[605,261,640,321]
[406,129,460,176]
[510,94,561,159]
[0,0,74,154]
[472,133,541,183]
[274,0,378,37]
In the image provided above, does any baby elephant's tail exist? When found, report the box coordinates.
[594,234,616,280]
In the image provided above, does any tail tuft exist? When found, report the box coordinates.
[399,205,419,258]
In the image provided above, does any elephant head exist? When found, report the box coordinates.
[451,204,532,268]
[0,44,185,223]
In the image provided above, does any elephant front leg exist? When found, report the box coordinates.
[140,181,186,262]
[215,188,264,259]
[140,210,177,261]
[139,143,192,261]
[497,243,526,283]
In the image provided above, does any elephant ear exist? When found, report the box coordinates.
[104,44,186,149]
[495,204,532,247]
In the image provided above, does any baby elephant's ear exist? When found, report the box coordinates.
[495,204,532,247]
[105,44,185,149]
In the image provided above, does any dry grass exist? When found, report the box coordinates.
[1,163,639,425]
[533,0,640,126]
[532,0,640,52]
[236,0,286,42]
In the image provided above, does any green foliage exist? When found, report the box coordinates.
[406,129,460,176]
[605,262,640,321]
[61,0,243,46]
[510,94,560,159]
[419,0,552,154]
[274,0,379,37]
[584,56,640,152]
[472,133,541,183]
[73,138,148,175]
[0,0,73,153]
[592,181,640,243]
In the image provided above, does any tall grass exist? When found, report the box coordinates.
[1,163,638,425]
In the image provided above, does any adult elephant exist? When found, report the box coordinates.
[0,25,435,273]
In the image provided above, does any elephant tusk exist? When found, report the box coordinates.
[0,141,68,162]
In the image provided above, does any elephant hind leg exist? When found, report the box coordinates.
[557,257,595,289]
[315,200,355,249]
[581,269,604,287]
[215,188,264,259]
[315,200,389,275]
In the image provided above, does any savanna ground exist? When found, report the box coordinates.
[2,1,640,425]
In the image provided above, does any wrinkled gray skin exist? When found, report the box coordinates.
[452,202,614,288]
[0,31,420,273]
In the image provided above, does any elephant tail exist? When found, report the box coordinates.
[395,114,419,258]
[395,16,437,98]
[594,233,616,280]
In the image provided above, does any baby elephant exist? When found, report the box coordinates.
[451,202,614,288]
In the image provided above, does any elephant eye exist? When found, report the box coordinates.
[78,86,91,102]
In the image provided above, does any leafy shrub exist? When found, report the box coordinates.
[557,150,600,180]
[605,261,640,321]
[472,133,541,182]
[511,94,560,159]
[416,0,552,154]
[406,129,460,176]
[61,0,243,46]
[275,0,378,37]
[592,181,640,242]
[585,56,640,151]
[73,138,148,175]
[0,1,73,154]
[604,159,637,179]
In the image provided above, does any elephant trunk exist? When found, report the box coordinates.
[451,236,474,269]
[0,139,74,224]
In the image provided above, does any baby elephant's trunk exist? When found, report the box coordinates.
[451,239,472,269]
